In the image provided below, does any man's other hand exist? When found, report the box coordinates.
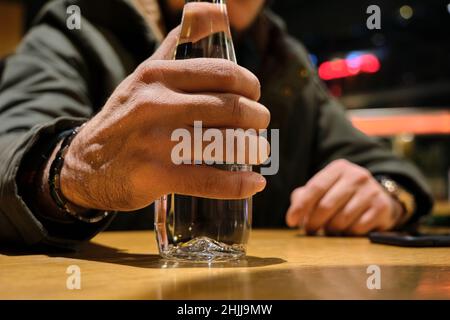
[286,159,404,236]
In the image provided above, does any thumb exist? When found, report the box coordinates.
[150,25,181,60]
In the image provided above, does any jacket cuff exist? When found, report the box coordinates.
[1,117,115,249]
[368,162,434,228]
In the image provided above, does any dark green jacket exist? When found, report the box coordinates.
[0,0,433,248]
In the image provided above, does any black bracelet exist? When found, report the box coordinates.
[48,125,109,223]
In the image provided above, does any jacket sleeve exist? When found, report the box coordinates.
[292,40,434,224]
[0,23,115,248]
[314,94,433,223]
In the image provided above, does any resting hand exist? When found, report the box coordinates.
[286,159,404,236]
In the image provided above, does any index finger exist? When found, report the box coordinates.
[150,26,181,60]
[286,163,342,228]
[143,58,261,101]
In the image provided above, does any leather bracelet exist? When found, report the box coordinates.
[48,125,110,223]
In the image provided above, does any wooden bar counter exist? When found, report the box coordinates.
[1,230,450,299]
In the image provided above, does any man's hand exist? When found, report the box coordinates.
[49,26,270,212]
[286,159,404,236]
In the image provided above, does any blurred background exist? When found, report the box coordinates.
[0,0,449,222]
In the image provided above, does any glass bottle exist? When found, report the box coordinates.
[154,0,252,262]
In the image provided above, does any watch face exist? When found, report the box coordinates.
[383,179,398,194]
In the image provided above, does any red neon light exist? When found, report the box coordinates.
[318,54,380,80]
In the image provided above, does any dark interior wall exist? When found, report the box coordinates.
[25,0,450,48]
[21,0,450,108]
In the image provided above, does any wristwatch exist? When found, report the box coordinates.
[377,176,416,227]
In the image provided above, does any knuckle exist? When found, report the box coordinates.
[332,159,351,168]
[133,88,152,108]
[131,88,168,118]
[307,181,326,195]
[136,60,167,83]
[353,167,371,183]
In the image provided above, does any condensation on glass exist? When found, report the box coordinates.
[154,0,252,262]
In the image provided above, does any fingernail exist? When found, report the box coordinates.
[286,210,296,228]
[256,176,266,192]
[286,219,295,228]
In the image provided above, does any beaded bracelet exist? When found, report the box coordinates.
[48,126,109,223]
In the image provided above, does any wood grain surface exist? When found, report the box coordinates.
[1,230,450,299]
